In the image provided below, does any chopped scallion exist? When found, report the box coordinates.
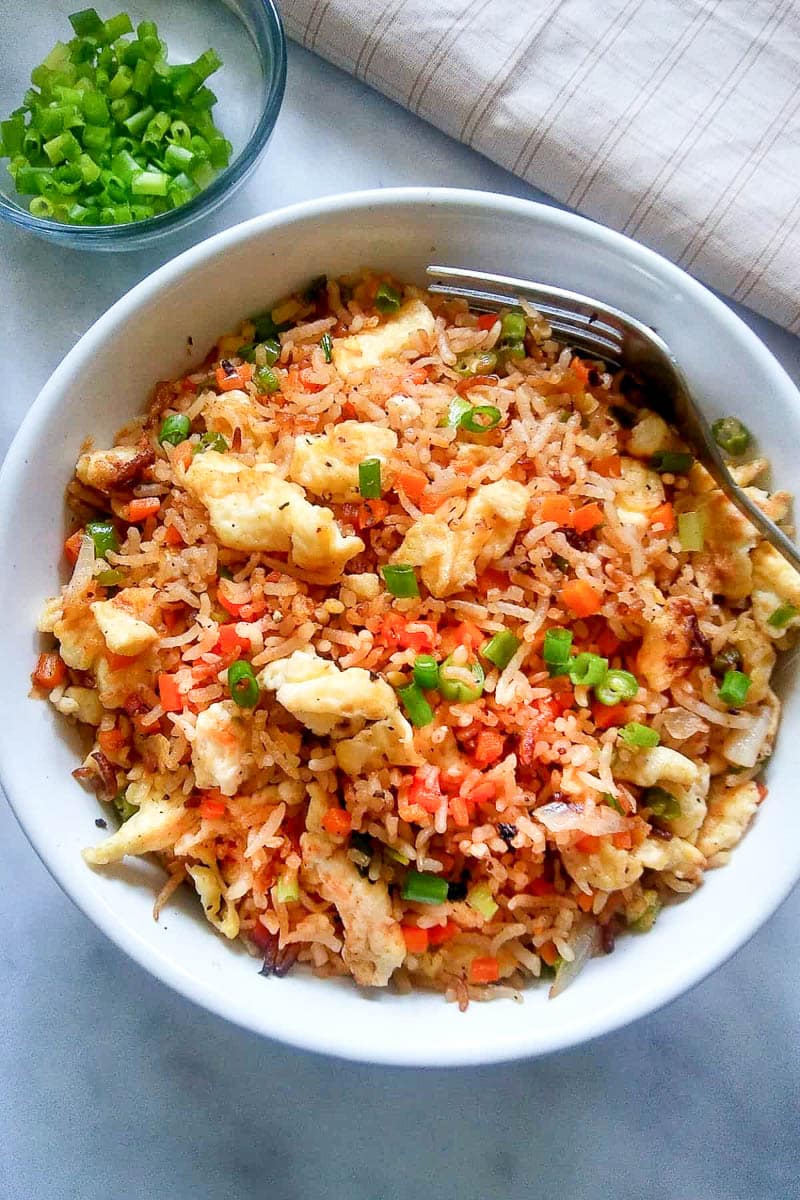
[381,564,420,598]
[467,882,498,920]
[593,668,639,706]
[398,682,434,728]
[711,416,751,457]
[320,331,333,363]
[401,870,448,905]
[227,659,260,709]
[375,282,401,313]
[458,405,502,433]
[678,511,704,552]
[543,627,573,668]
[437,656,485,703]
[718,669,751,707]
[642,787,681,820]
[158,412,191,446]
[85,520,119,559]
[568,652,608,688]
[767,602,798,629]
[618,722,660,748]
[481,629,521,671]
[649,450,693,474]
[358,457,382,499]
[412,654,439,690]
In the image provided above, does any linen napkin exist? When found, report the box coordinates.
[281,0,800,333]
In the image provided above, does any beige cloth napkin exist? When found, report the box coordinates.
[282,0,800,333]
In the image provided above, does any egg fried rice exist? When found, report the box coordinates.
[32,271,800,1004]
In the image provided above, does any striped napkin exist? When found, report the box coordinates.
[282,0,800,333]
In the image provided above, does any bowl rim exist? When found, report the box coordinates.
[0,0,287,244]
[2,185,800,1066]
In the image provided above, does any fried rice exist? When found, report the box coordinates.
[31,270,800,1005]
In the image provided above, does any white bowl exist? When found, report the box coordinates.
[2,188,799,1066]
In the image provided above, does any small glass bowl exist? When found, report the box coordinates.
[0,0,286,249]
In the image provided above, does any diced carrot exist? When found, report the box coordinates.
[127,497,161,523]
[97,727,125,756]
[649,501,675,533]
[473,729,505,767]
[477,567,507,592]
[64,529,84,565]
[409,765,443,814]
[164,524,184,547]
[158,673,184,713]
[455,373,498,396]
[449,794,470,828]
[539,940,559,967]
[418,489,445,514]
[612,831,633,850]
[575,834,601,854]
[594,454,622,478]
[404,366,429,386]
[400,925,429,954]
[341,401,358,420]
[466,779,497,805]
[596,625,621,658]
[396,467,428,502]
[238,599,268,621]
[576,890,595,913]
[357,498,390,530]
[200,794,227,820]
[298,368,326,393]
[215,362,252,392]
[529,877,556,897]
[381,613,435,652]
[31,651,67,691]
[469,956,500,984]
[539,495,574,525]
[173,441,194,472]
[133,711,160,735]
[592,701,626,730]
[454,621,484,652]
[217,624,250,658]
[322,807,352,837]
[162,605,183,633]
[217,588,244,618]
[571,357,592,385]
[560,579,602,617]
[180,375,198,394]
[427,920,459,946]
[572,502,604,534]
[476,312,499,331]
[106,651,137,671]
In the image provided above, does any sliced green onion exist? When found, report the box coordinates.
[642,787,681,820]
[44,130,81,164]
[85,520,119,559]
[275,873,299,904]
[568,652,608,688]
[412,654,439,690]
[381,564,420,598]
[112,786,138,823]
[442,395,472,427]
[131,168,168,195]
[711,416,751,457]
[649,450,693,474]
[543,627,573,668]
[500,311,526,342]
[375,282,401,313]
[453,350,498,378]
[102,12,134,42]
[254,365,280,394]
[320,331,333,363]
[467,881,498,921]
[593,668,639,706]
[383,844,410,866]
[401,870,448,904]
[459,405,502,433]
[678,511,704,552]
[481,630,521,671]
[603,792,624,814]
[358,457,382,499]
[500,339,526,362]
[767,602,798,629]
[618,722,660,748]
[97,568,124,587]
[629,889,661,932]
[197,431,228,454]
[69,8,105,37]
[398,682,434,728]
[718,669,751,707]
[228,659,260,709]
[158,413,191,446]
[438,656,485,703]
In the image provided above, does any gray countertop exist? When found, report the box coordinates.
[2,41,799,1200]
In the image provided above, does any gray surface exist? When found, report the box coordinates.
[2,42,799,1200]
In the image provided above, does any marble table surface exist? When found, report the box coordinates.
[2,40,799,1200]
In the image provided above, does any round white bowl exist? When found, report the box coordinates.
[2,188,799,1066]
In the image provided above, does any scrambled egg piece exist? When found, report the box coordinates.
[614,745,700,789]
[636,835,705,884]
[260,649,397,736]
[615,458,665,528]
[560,840,644,892]
[83,777,194,866]
[53,599,104,672]
[91,587,159,657]
[668,761,710,841]
[332,298,436,379]
[334,710,421,774]
[50,686,103,725]
[751,543,800,638]
[76,446,141,491]
[729,613,776,704]
[184,451,363,582]
[697,780,760,863]
[637,597,706,692]
[684,489,756,600]
[626,412,672,459]
[392,480,529,598]
[192,700,251,796]
[187,859,240,939]
[289,421,397,502]
[201,389,274,452]
[301,783,405,986]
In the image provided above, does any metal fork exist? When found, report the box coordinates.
[427,264,800,573]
